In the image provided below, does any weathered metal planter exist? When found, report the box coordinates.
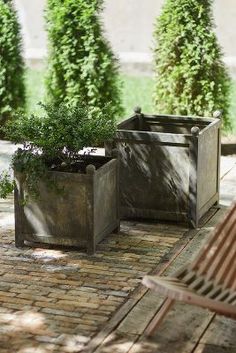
[14,156,120,254]
[106,108,221,227]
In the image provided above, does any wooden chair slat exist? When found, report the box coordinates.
[226,292,236,304]
[192,204,236,271]
[196,216,236,277]
[188,276,205,291]
[142,202,236,336]
[215,288,231,301]
[173,266,188,278]
[179,270,196,284]
[143,275,236,317]
[214,232,236,285]
[205,283,222,299]
[224,258,236,290]
[196,280,213,295]
[231,271,236,291]
[206,221,236,279]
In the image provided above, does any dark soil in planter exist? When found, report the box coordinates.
[48,156,110,174]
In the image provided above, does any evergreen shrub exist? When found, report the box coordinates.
[153,0,231,130]
[45,0,123,117]
[0,0,25,128]
[0,101,116,199]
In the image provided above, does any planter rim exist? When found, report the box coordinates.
[117,113,221,137]
[120,112,219,121]
[14,156,116,179]
[115,129,191,143]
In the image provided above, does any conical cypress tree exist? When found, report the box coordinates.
[153,0,231,130]
[0,0,25,128]
[45,0,123,117]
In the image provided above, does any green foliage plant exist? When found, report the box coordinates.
[45,0,123,117]
[0,102,116,199]
[0,0,25,128]
[153,0,232,130]
[0,171,15,198]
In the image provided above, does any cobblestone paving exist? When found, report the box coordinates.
[0,205,187,353]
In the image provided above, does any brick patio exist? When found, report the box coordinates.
[0,155,235,353]
[0,203,188,352]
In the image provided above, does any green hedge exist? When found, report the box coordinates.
[45,0,123,117]
[0,0,25,129]
[153,0,232,130]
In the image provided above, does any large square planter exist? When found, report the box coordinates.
[14,156,120,254]
[106,108,221,227]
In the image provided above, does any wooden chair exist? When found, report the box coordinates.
[142,202,236,336]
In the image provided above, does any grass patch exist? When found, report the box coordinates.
[25,68,155,120]
[121,74,155,119]
[25,68,236,132]
[25,68,45,114]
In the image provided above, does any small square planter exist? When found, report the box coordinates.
[14,156,120,254]
[106,108,221,227]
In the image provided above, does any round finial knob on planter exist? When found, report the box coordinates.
[86,164,96,175]
[191,126,200,136]
[213,110,222,119]
[134,106,142,114]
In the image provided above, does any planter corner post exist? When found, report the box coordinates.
[86,164,96,255]
[189,126,200,228]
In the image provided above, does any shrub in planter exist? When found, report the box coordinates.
[0,102,120,254]
[153,0,232,131]
[45,0,123,116]
[0,0,25,130]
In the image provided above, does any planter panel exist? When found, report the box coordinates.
[107,110,221,227]
[198,126,219,209]
[118,140,189,221]
[94,159,119,241]
[14,156,120,253]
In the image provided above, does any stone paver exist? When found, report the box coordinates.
[0,213,187,352]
